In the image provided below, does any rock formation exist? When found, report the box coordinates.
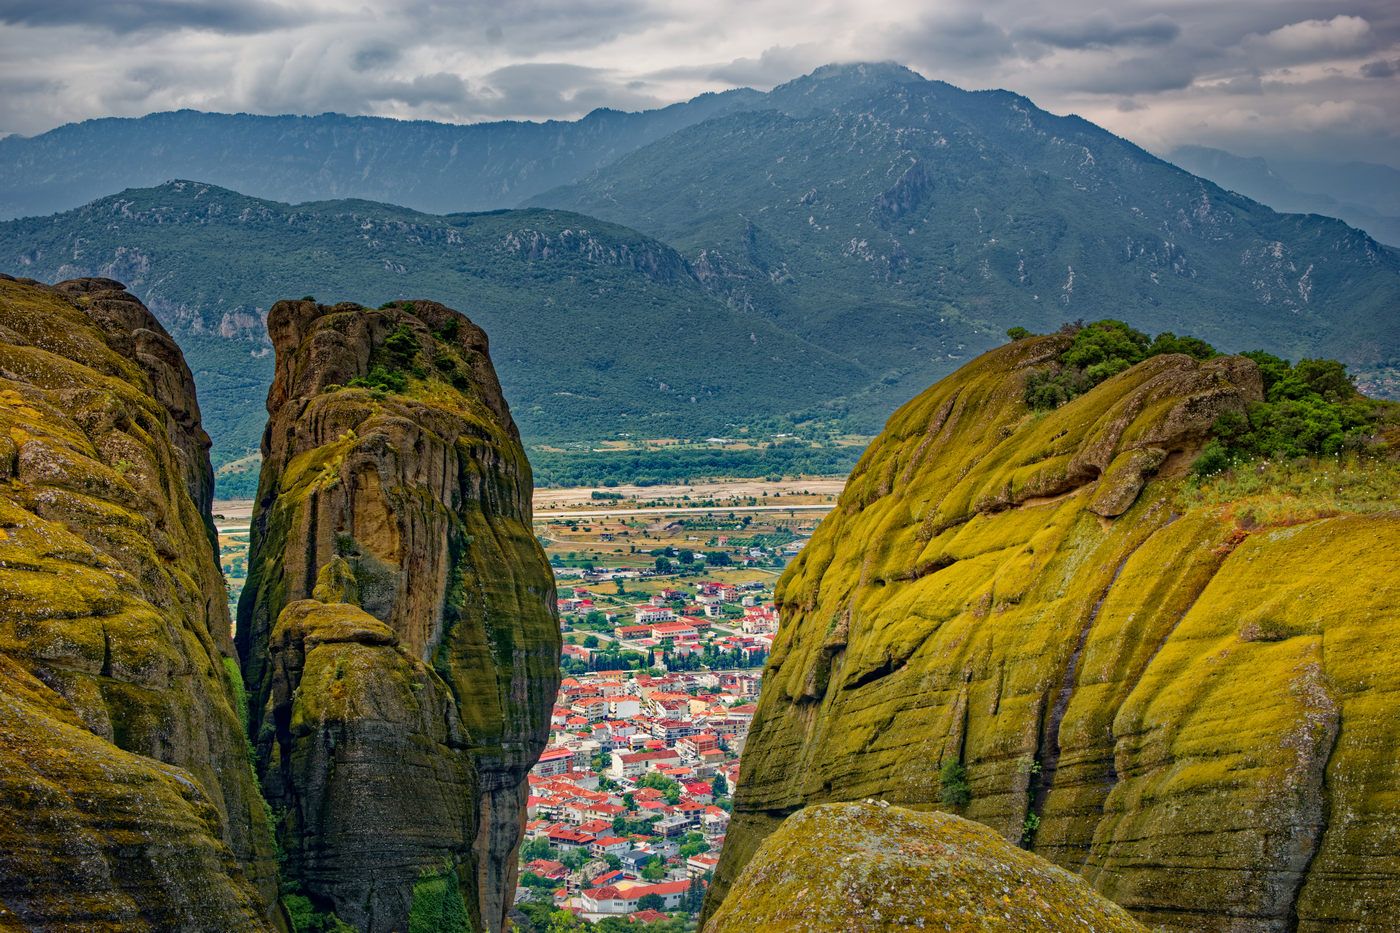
[236,299,559,933]
[708,334,1400,931]
[704,800,1145,932]
[0,275,281,930]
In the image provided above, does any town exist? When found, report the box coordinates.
[513,487,830,931]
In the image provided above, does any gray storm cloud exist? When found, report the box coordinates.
[0,0,1395,165]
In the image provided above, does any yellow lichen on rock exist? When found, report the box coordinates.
[705,801,1145,932]
[0,276,281,930]
[709,334,1400,932]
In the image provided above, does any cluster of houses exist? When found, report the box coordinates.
[519,667,762,921]
[558,583,779,670]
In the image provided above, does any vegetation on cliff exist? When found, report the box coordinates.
[236,297,559,933]
[1013,319,1391,474]
[708,332,1400,931]
[0,275,281,929]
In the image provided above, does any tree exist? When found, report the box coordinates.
[636,893,665,911]
[655,556,673,573]
[521,837,555,861]
[583,635,600,648]
[710,772,728,796]
[641,860,666,881]
[546,910,586,933]
[638,772,680,796]
[686,876,706,912]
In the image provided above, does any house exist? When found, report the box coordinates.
[534,746,575,777]
[570,696,611,722]
[674,802,706,825]
[619,849,657,875]
[547,827,597,850]
[728,704,757,722]
[525,859,569,881]
[589,836,632,858]
[628,908,671,924]
[700,806,730,836]
[686,853,720,877]
[607,697,641,719]
[650,719,695,743]
[578,879,691,915]
[678,733,720,759]
[591,869,626,889]
[650,621,697,642]
[633,606,676,625]
[654,814,691,838]
[681,781,714,803]
[608,748,680,780]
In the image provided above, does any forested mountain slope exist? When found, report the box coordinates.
[534,64,1400,419]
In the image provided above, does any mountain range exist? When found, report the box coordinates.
[1170,145,1400,248]
[2,63,1396,483]
[0,182,863,469]
[0,89,763,221]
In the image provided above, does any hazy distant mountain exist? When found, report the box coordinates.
[1169,145,1400,247]
[532,64,1400,416]
[2,64,1396,475]
[0,90,762,220]
[0,181,864,466]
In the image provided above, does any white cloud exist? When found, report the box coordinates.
[1251,15,1372,55]
[0,0,1396,165]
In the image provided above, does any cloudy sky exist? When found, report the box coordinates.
[1,0,1397,164]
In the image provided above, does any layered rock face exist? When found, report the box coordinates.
[237,299,559,933]
[709,335,1400,930]
[704,801,1144,932]
[0,275,281,930]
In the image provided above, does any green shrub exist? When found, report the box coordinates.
[348,364,407,394]
[282,894,355,933]
[1023,322,1386,476]
[1026,320,1218,411]
[1021,812,1041,845]
[938,758,971,808]
[1190,439,1231,478]
[436,316,460,341]
[408,865,471,933]
[1191,353,1385,474]
[382,324,420,369]
[1006,326,1032,341]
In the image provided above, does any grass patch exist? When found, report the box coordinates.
[1179,454,1400,525]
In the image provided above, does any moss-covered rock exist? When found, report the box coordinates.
[704,801,1144,932]
[708,335,1400,931]
[0,275,281,929]
[237,298,559,933]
